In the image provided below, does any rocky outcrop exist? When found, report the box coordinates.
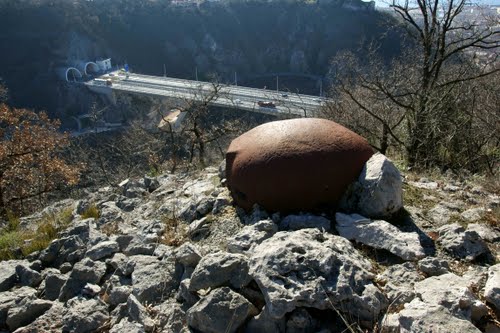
[186,287,258,333]
[0,162,496,333]
[226,118,373,212]
[248,228,387,327]
[335,213,425,261]
[339,153,403,218]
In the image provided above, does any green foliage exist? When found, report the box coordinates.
[81,204,100,219]
[0,207,73,261]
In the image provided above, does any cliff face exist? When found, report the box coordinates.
[0,0,399,122]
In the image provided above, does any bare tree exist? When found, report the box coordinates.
[323,0,499,171]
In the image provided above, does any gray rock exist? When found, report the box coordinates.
[249,229,387,327]
[59,258,107,302]
[187,287,258,333]
[0,260,26,292]
[286,308,317,333]
[227,219,277,255]
[127,295,155,332]
[116,198,141,212]
[62,297,109,333]
[154,300,188,333]
[415,273,487,321]
[188,217,211,240]
[115,234,134,251]
[107,253,135,276]
[0,287,37,328]
[130,255,182,304]
[39,235,86,267]
[467,223,500,242]
[174,243,202,268]
[123,240,156,256]
[189,252,252,291]
[417,257,450,276]
[336,213,425,261]
[461,208,486,222]
[437,223,489,261]
[427,204,454,225]
[280,214,331,231]
[44,272,68,301]
[59,263,72,274]
[339,153,403,218]
[81,283,101,297]
[11,301,64,333]
[28,260,42,272]
[144,176,160,192]
[86,240,120,261]
[125,186,147,199]
[109,319,145,333]
[6,296,52,331]
[176,278,199,307]
[109,286,132,306]
[383,299,481,333]
[212,191,231,214]
[408,179,439,190]
[377,263,422,306]
[15,265,42,288]
[244,306,286,333]
[485,264,500,312]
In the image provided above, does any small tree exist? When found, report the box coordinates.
[324,0,499,171]
[0,103,80,217]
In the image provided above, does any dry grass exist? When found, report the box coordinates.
[160,216,188,247]
[0,207,73,261]
[81,204,100,219]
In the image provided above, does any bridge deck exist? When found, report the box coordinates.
[85,71,325,117]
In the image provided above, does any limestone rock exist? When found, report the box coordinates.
[226,118,373,212]
[339,153,403,218]
[249,229,387,327]
[467,223,500,242]
[6,296,52,331]
[417,257,450,276]
[109,319,145,333]
[414,273,486,321]
[485,264,500,312]
[279,214,331,231]
[174,243,202,268]
[335,213,425,261]
[437,223,489,261]
[127,295,155,332]
[85,240,120,261]
[377,263,422,306]
[186,287,258,333]
[383,299,481,333]
[0,287,37,328]
[130,255,182,304]
[11,301,64,333]
[15,265,42,288]
[227,219,278,254]
[58,258,107,302]
[244,306,286,333]
[189,252,252,291]
[154,300,188,333]
[44,272,68,301]
[0,260,27,292]
[62,297,109,333]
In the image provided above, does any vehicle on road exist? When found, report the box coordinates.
[257,101,276,108]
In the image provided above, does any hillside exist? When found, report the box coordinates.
[0,0,400,124]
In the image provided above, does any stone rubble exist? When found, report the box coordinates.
[0,159,497,333]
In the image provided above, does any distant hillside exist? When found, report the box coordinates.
[0,0,401,124]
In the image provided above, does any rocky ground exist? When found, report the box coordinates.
[0,154,498,333]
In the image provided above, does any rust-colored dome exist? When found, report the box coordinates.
[226,118,373,212]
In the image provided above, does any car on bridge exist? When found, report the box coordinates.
[257,101,276,108]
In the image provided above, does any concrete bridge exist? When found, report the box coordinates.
[85,71,326,117]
